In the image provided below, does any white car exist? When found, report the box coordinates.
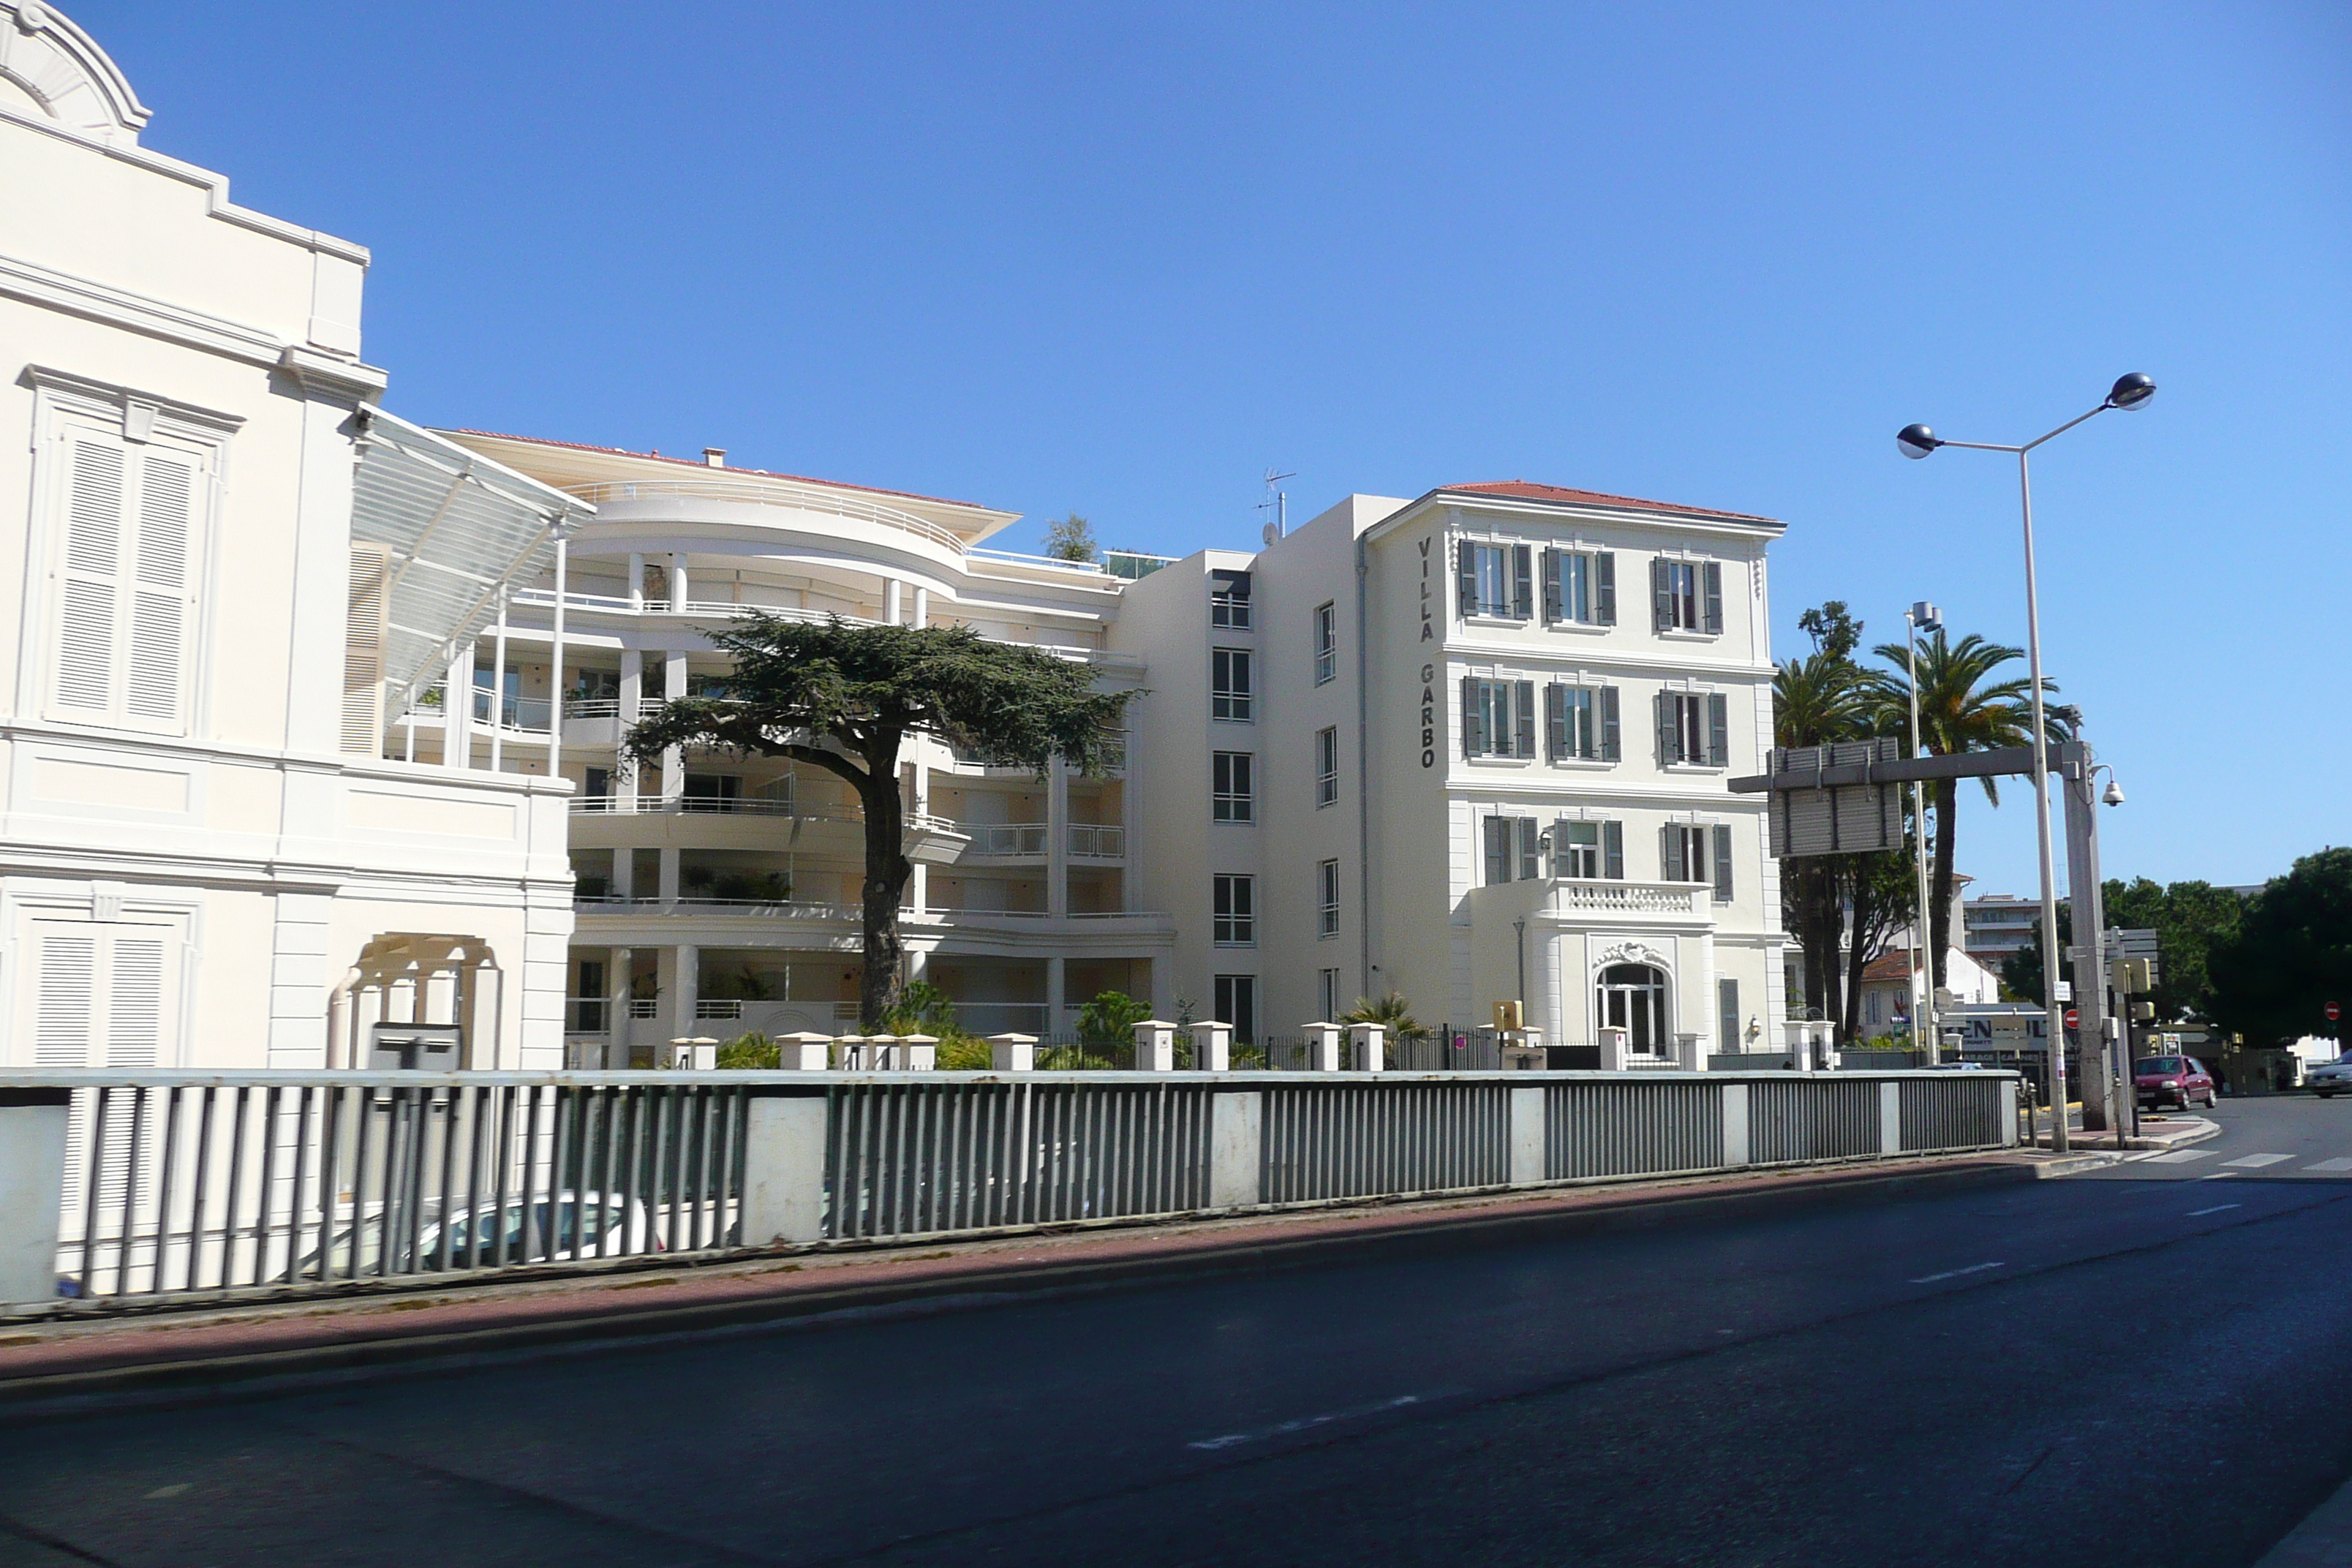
[303,1191,666,1277]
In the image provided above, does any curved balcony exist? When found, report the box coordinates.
[567,796,968,862]
[955,822,1126,862]
[559,476,969,555]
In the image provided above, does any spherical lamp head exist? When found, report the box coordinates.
[2106,372,2156,411]
[1896,423,1942,459]
[2102,779,2125,807]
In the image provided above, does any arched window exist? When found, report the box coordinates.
[1597,963,1669,1054]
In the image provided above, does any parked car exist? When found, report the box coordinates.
[2307,1056,2352,1098]
[300,1191,665,1278]
[2135,1055,2217,1111]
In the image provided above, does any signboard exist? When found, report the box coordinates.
[2064,1008,2079,1031]
[369,1022,462,1070]
[1766,738,1904,858]
[2329,1002,2342,1024]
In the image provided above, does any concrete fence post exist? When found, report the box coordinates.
[1209,1090,1263,1208]
[0,1090,68,1311]
[1674,1032,1705,1072]
[1721,1081,1750,1167]
[1347,1022,1387,1074]
[1191,1022,1231,1073]
[1134,1019,1177,1071]
[1598,1027,1629,1073]
[1509,1085,1545,1186]
[900,1033,939,1071]
[1304,1022,1343,1072]
[988,1033,1037,1072]
[778,1031,834,1071]
[740,1091,829,1245]
[1879,1079,1902,1156]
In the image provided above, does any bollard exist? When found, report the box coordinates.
[1304,1022,1343,1072]
[989,1033,1038,1072]
[1347,1022,1388,1073]
[1134,1019,1177,1071]
[1191,1021,1232,1073]
[777,1031,834,1071]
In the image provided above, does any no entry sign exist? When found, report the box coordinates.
[2329,1001,2342,1024]
[2064,1008,2080,1030]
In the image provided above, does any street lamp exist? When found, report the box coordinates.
[1894,373,2155,1153]
[1904,600,1942,1063]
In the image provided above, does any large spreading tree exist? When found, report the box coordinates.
[2207,848,2352,1048]
[624,616,1135,1028]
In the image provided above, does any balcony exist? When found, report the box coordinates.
[951,822,1126,862]
[567,798,968,862]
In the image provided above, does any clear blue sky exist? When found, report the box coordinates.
[75,1,2351,899]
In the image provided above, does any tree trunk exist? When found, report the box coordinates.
[854,750,916,1030]
[1842,862,1872,1045]
[1930,778,1958,995]
[1816,865,1847,1040]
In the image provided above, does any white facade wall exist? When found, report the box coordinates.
[0,3,572,1071]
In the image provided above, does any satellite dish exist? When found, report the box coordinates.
[1262,521,1281,547]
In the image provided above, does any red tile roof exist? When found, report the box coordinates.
[1860,953,1918,984]
[1440,479,1777,524]
[443,429,995,512]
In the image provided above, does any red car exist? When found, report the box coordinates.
[2136,1055,2217,1110]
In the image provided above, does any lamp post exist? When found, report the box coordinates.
[1904,602,1942,1063]
[1896,372,2155,1153]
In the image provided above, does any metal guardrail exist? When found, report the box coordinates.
[1,1069,2018,1317]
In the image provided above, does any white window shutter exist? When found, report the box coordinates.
[342,543,395,755]
[125,448,198,725]
[55,435,126,714]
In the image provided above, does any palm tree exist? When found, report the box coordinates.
[1862,630,2051,995]
[1773,649,1871,1033]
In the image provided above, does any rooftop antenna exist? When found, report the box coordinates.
[1257,467,1295,549]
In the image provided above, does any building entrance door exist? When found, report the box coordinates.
[1597,963,1668,1053]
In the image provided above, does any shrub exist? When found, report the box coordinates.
[717,1033,779,1069]
[1077,990,1150,1047]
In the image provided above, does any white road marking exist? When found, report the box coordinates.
[1911,1261,2006,1284]
[2146,1150,2217,1164]
[1188,1395,1422,1450]
[143,1485,191,1500]
[2186,1204,2242,1218]
[2308,1158,2352,1172]
[2223,1153,2293,1169]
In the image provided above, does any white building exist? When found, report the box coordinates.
[0,2,581,1071]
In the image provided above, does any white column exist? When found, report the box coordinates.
[628,551,646,609]
[911,587,929,628]
[1047,955,1066,1037]
[658,848,680,903]
[612,844,635,901]
[1047,755,1069,919]
[676,943,700,1040]
[609,946,633,1060]
[886,578,904,625]
[618,648,643,810]
[546,530,569,780]
[489,596,509,773]
[443,644,475,769]
[910,761,930,913]
[669,551,689,611]
[663,649,687,801]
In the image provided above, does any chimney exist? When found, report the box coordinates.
[702,448,727,468]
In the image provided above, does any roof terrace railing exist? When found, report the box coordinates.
[558,477,968,555]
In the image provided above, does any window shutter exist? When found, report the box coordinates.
[1542,549,1563,623]
[1719,978,1740,1048]
[1662,824,1684,882]
[1518,817,1541,881]
[124,448,197,725]
[1703,561,1725,635]
[1707,692,1729,766]
[1651,558,1672,632]
[55,435,127,715]
[343,545,393,752]
[1655,690,1678,766]
[1514,680,1536,758]
[1602,820,1624,879]
[1511,545,1533,620]
[1594,553,1616,625]
[1599,686,1621,762]
[1545,682,1566,761]
[1713,823,1735,901]
[1484,817,1509,886]
[1456,540,1477,619]
[1461,676,1484,756]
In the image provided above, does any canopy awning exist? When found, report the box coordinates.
[350,407,594,712]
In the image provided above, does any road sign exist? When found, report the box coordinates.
[1763,739,1904,858]
[2064,1008,2079,1031]
[2329,1002,2342,1024]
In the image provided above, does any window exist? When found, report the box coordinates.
[1317,859,1341,936]
[1544,684,1621,763]
[46,426,206,732]
[1711,823,1735,902]
[1319,968,1343,1023]
[1316,726,1340,807]
[1483,816,1542,886]
[1662,823,1711,884]
[1212,751,1254,823]
[1656,690,1730,766]
[1213,873,1256,945]
[682,774,742,810]
[1456,541,1533,620]
[1214,974,1259,1044]
[1551,819,1623,880]
[1313,602,1338,685]
[26,912,186,1221]
[1651,558,1725,634]
[1460,678,1536,759]
[1719,977,1742,1050]
[1211,569,1252,629]
[1542,549,1617,626]
[1212,647,1253,721]
[1598,962,1669,1053]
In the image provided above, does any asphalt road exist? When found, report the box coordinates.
[10,1096,2352,1568]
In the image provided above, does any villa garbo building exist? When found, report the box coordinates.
[0,1,1786,1074]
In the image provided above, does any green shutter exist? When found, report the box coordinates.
[1514,680,1536,758]
[1656,690,1678,765]
[1707,692,1729,766]
[1712,822,1734,900]
[1511,545,1534,620]
[1703,561,1725,635]
[1457,540,1476,619]
[1461,676,1484,756]
[1662,824,1684,882]
[1602,820,1624,879]
[1518,817,1541,881]
[1594,553,1616,625]
[1651,558,1672,632]
[1599,686,1620,761]
[1542,549,1563,623]
[1545,682,1566,761]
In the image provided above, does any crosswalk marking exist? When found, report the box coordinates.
[2146,1150,2217,1164]
[2308,1158,2352,1172]
[2223,1153,2294,1169]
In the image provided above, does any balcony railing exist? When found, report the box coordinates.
[1549,880,1705,916]
[1067,824,1125,859]
[962,823,1049,855]
[554,475,969,555]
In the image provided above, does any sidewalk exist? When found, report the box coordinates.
[2029,1111,2220,1156]
[0,1150,2066,1417]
